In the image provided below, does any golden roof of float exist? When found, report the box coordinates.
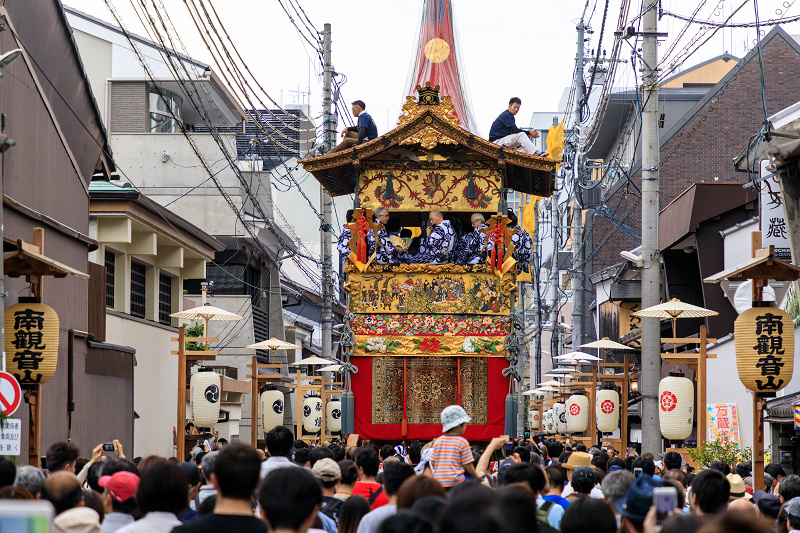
[301,83,558,198]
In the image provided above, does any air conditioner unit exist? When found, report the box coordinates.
[579,181,602,209]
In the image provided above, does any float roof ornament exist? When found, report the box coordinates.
[406,0,478,133]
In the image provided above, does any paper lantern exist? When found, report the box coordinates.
[528,409,540,430]
[5,299,59,385]
[554,403,567,434]
[566,395,589,433]
[734,306,794,394]
[596,388,620,433]
[544,409,554,434]
[302,396,323,434]
[659,372,694,441]
[326,399,342,433]
[190,370,221,428]
[260,390,284,432]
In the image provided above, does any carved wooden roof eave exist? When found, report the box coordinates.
[301,108,558,175]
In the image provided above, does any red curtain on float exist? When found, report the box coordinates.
[406,0,478,133]
[351,356,509,441]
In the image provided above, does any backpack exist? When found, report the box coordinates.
[536,500,555,524]
[320,498,345,522]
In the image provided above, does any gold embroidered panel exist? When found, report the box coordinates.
[354,335,505,357]
[346,270,516,315]
[359,168,501,212]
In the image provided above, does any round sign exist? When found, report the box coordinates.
[660,391,677,412]
[424,38,451,63]
[601,400,615,414]
[569,404,580,416]
[0,371,22,416]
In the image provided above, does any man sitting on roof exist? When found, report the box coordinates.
[489,97,548,156]
[454,213,488,265]
[410,211,457,264]
[330,100,379,153]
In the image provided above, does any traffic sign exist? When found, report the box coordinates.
[0,372,22,416]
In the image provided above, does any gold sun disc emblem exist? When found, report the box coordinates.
[424,38,450,63]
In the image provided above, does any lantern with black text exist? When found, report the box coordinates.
[659,371,694,441]
[260,389,284,433]
[190,370,221,428]
[5,299,59,385]
[734,306,794,394]
[326,398,342,433]
[566,395,589,433]
[554,403,567,434]
[544,409,554,434]
[302,396,323,434]
[596,384,620,433]
[528,409,540,430]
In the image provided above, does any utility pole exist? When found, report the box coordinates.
[320,23,335,362]
[532,200,542,386]
[572,21,586,353]
[640,1,662,455]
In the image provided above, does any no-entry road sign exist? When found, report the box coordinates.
[0,372,22,416]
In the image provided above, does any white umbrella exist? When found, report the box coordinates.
[246,337,302,351]
[634,298,719,353]
[554,351,601,362]
[546,367,575,374]
[319,364,343,373]
[537,380,563,387]
[291,356,332,366]
[171,304,245,349]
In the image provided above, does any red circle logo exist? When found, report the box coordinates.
[533,413,540,421]
[660,391,678,412]
[601,400,615,414]
[569,404,580,416]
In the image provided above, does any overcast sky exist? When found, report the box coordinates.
[66,0,800,136]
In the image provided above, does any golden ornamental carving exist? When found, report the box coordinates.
[398,95,461,128]
[399,126,459,150]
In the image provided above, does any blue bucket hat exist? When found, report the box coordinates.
[441,405,471,432]
[616,471,662,522]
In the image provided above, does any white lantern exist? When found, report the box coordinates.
[596,388,620,433]
[544,409,553,434]
[326,399,342,433]
[260,390,284,432]
[302,396,323,434]
[566,395,589,433]
[190,370,221,428]
[554,403,567,434]
[659,373,694,441]
[528,409,540,430]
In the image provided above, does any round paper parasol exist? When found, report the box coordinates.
[319,364,343,373]
[171,304,246,349]
[579,337,634,362]
[291,356,332,366]
[634,298,718,353]
[246,337,302,351]
[554,351,601,362]
[546,367,575,374]
[537,380,563,387]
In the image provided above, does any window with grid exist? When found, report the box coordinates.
[130,261,146,318]
[105,250,115,308]
[159,273,173,325]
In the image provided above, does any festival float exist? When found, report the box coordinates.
[301,0,557,441]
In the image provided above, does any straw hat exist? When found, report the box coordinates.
[727,473,752,500]
[562,451,596,470]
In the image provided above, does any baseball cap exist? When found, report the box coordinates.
[178,462,202,486]
[753,490,781,518]
[312,458,342,482]
[441,405,471,432]
[785,497,800,524]
[98,471,139,503]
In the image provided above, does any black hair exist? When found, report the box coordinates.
[408,442,422,465]
[661,514,704,533]
[410,495,448,524]
[400,228,412,239]
[0,458,16,488]
[338,459,359,486]
[266,426,294,458]
[439,485,503,533]
[545,465,566,491]
[352,100,366,110]
[690,469,729,515]
[259,467,321,530]
[380,445,396,461]
[735,463,751,478]
[42,477,82,515]
[575,443,587,452]
[382,460,415,496]
[501,463,546,493]
[624,455,636,472]
[663,468,687,488]
[496,485,538,532]
[213,444,262,500]
[194,451,206,467]
[506,209,518,226]
[512,447,530,463]
[354,447,380,477]
[632,456,656,476]
[331,446,346,462]
[609,457,625,469]
[309,446,334,467]
[766,463,786,479]
[559,451,572,464]
[709,461,730,476]
[386,218,402,235]
[548,442,563,460]
[294,447,311,466]
[508,97,521,106]
[346,209,355,223]
[377,510,434,533]
[294,439,308,449]
[136,461,188,516]
[338,495,371,533]
[185,422,196,432]
[663,451,682,471]
[561,498,617,533]
[778,474,800,501]
[46,441,79,472]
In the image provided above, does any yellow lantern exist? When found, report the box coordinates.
[659,372,694,441]
[734,306,794,394]
[5,299,59,385]
[566,395,590,433]
[596,387,620,433]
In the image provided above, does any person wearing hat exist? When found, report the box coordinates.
[99,471,139,533]
[727,473,753,502]
[429,405,481,488]
[784,497,800,531]
[561,452,603,499]
[753,489,781,521]
[313,458,344,531]
[616,473,662,533]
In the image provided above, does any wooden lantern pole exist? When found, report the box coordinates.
[25,228,44,467]
[751,231,765,486]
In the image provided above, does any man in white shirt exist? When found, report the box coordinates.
[260,426,300,480]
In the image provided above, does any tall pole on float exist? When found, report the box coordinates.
[321,23,334,364]
[640,1,662,455]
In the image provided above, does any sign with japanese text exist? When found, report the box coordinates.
[707,403,741,446]
[760,161,791,260]
[0,419,21,455]
[0,372,22,416]
[734,306,794,394]
[4,301,59,385]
